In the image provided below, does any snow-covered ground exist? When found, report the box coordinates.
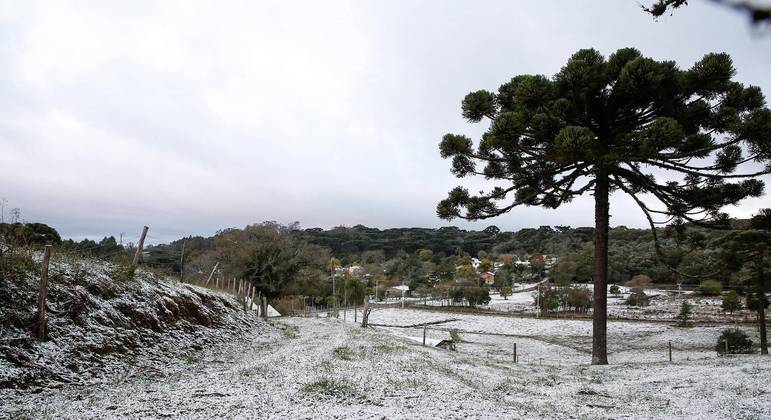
[3,317,768,419]
[342,307,758,365]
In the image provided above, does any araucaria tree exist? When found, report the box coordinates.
[437,48,771,364]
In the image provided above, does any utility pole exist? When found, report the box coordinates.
[132,226,149,267]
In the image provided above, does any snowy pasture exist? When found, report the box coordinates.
[2,317,768,419]
[344,308,757,365]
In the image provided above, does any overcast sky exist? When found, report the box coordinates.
[1,1,770,243]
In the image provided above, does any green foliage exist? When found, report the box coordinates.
[0,222,61,246]
[746,288,770,311]
[609,284,621,295]
[699,280,723,296]
[625,288,650,307]
[675,301,693,326]
[536,284,560,313]
[463,286,491,307]
[437,48,769,227]
[499,286,512,300]
[721,291,743,314]
[302,378,356,397]
[565,287,592,313]
[715,329,754,355]
[551,248,592,285]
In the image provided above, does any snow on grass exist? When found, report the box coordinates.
[2,317,768,419]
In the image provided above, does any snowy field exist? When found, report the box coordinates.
[2,316,769,419]
[343,308,759,365]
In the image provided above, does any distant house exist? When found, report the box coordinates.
[347,265,366,278]
[480,272,495,286]
[386,284,410,297]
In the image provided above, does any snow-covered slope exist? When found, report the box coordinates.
[0,255,269,388]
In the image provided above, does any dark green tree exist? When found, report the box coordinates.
[721,290,743,314]
[437,48,770,364]
[714,208,770,354]
[676,300,693,326]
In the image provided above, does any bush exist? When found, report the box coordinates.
[609,284,621,296]
[625,287,650,307]
[699,280,723,296]
[463,286,491,307]
[721,291,743,314]
[450,329,461,343]
[715,329,753,355]
[564,286,592,313]
[535,284,560,313]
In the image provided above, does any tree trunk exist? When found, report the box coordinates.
[592,172,610,365]
[758,259,768,355]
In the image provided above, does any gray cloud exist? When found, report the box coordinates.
[1,0,770,243]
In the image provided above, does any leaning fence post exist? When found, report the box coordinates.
[35,245,52,340]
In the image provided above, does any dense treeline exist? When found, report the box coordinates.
[2,219,766,302]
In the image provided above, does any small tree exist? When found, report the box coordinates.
[715,329,754,355]
[721,291,743,314]
[626,288,650,307]
[609,284,621,296]
[499,286,512,300]
[536,284,560,313]
[675,300,693,327]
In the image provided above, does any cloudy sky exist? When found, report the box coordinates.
[1,1,770,243]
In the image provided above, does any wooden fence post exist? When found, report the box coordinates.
[262,296,268,320]
[205,262,219,287]
[423,323,427,346]
[513,343,517,363]
[35,245,52,340]
[132,226,149,267]
[668,341,672,362]
[179,240,185,281]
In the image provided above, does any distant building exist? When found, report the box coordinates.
[480,272,495,286]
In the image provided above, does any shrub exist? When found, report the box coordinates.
[565,286,592,313]
[450,329,461,344]
[699,280,723,296]
[609,284,621,296]
[463,286,491,307]
[535,284,560,313]
[715,329,753,355]
[625,287,650,307]
[721,291,743,314]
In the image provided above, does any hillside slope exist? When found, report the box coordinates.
[0,254,268,388]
